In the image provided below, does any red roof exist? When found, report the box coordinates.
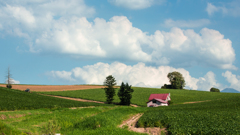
[148,93,170,101]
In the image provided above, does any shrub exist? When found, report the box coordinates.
[210,87,220,92]
[6,84,12,89]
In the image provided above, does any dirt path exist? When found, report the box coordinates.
[182,100,211,104]
[119,113,167,135]
[41,94,105,104]
[41,94,139,107]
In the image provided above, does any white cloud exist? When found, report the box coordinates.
[108,0,165,10]
[5,78,20,84]
[206,3,220,16]
[206,1,240,17]
[222,71,240,91]
[33,17,236,69]
[196,71,223,91]
[0,1,237,70]
[163,19,210,28]
[48,62,223,91]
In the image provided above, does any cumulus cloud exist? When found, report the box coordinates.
[222,71,240,91]
[196,71,223,91]
[5,78,20,84]
[206,1,240,17]
[47,62,222,91]
[108,0,165,10]
[0,1,237,70]
[163,19,210,28]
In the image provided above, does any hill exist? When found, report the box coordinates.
[221,88,240,93]
[0,87,110,111]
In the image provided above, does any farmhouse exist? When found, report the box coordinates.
[147,93,171,107]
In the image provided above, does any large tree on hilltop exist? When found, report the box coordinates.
[167,71,185,89]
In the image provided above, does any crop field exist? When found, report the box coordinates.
[0,87,111,111]
[39,87,239,106]
[138,96,240,134]
[1,85,240,134]
[0,84,105,92]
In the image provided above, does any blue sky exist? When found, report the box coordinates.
[1,0,240,91]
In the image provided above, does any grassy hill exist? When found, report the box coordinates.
[1,86,240,134]
[0,87,111,111]
[38,87,239,106]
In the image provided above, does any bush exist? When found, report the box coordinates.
[6,84,12,89]
[161,84,172,89]
[210,87,220,92]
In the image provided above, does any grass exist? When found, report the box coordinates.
[0,106,147,135]
[38,87,239,106]
[0,87,111,111]
[2,86,240,134]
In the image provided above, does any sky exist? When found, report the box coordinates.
[0,0,240,91]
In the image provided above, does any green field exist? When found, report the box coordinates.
[0,87,111,111]
[39,87,239,106]
[1,86,240,134]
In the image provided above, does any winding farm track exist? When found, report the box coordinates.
[0,84,105,92]
[119,113,167,135]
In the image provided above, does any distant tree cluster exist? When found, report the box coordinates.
[210,87,220,92]
[161,71,185,90]
[103,75,134,105]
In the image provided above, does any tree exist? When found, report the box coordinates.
[118,82,134,106]
[103,75,117,104]
[210,87,220,92]
[167,71,185,89]
[6,66,12,89]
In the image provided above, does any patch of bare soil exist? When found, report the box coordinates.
[0,114,7,120]
[119,113,167,135]
[0,84,107,92]
[183,100,211,104]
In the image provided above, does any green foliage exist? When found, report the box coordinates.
[138,97,240,134]
[104,75,117,104]
[210,87,220,92]
[0,87,110,111]
[41,119,61,135]
[167,71,185,89]
[118,82,134,105]
[161,84,172,89]
[0,121,24,135]
[6,84,12,89]
[103,75,117,86]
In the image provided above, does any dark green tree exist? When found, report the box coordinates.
[167,71,185,89]
[6,66,12,89]
[210,87,220,92]
[118,82,134,106]
[103,75,117,104]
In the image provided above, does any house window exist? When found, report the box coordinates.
[152,100,156,103]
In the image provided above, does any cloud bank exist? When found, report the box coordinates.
[48,62,223,91]
[0,0,237,70]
